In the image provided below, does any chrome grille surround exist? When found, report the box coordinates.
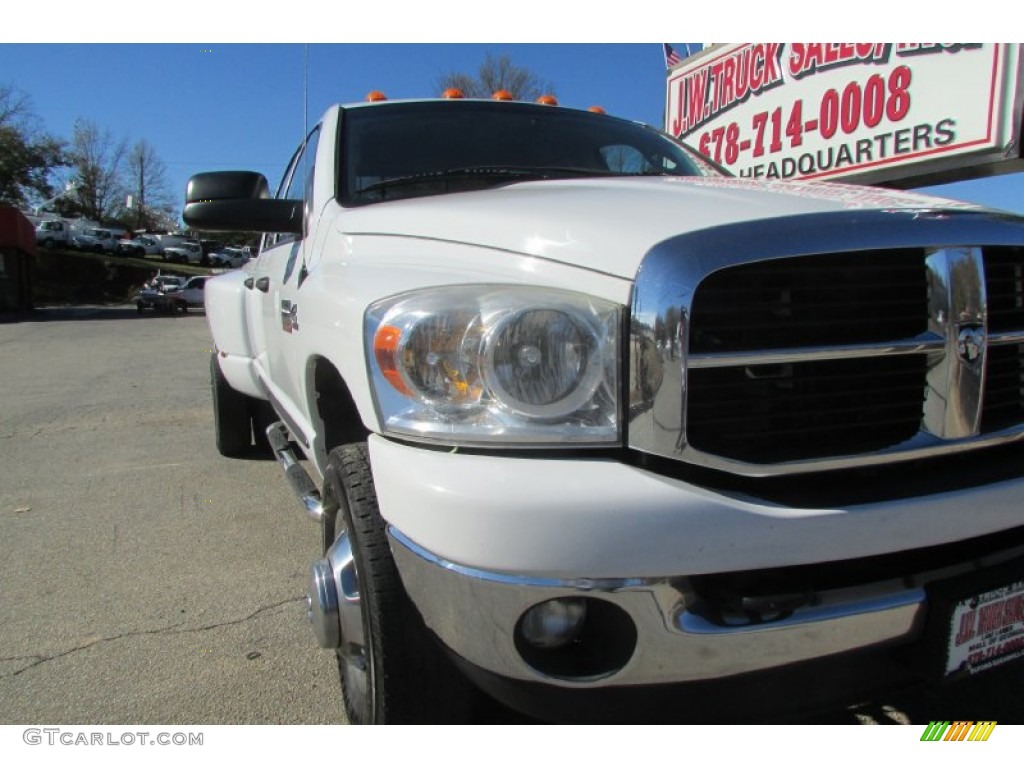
[628,209,1024,477]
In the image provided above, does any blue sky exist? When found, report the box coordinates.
[0,44,679,214]
[1,39,1021,220]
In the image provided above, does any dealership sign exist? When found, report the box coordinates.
[665,44,1024,186]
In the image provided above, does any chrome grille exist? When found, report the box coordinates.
[687,251,929,462]
[627,209,1024,477]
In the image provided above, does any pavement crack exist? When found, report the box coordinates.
[173,596,305,636]
[1,596,305,679]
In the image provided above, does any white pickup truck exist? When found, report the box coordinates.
[186,96,1024,724]
[35,218,72,248]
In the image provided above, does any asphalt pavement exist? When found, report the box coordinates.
[0,306,340,724]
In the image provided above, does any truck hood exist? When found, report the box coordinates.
[338,176,987,279]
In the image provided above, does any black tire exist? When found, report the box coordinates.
[136,303,144,314]
[180,301,188,314]
[323,444,474,724]
[42,237,54,248]
[210,352,253,458]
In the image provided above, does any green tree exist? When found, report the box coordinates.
[435,53,555,101]
[0,84,67,208]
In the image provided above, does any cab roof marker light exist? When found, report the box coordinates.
[366,90,388,102]
[442,88,465,99]
[492,90,515,101]
[536,94,558,106]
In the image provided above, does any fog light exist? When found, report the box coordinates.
[520,598,587,649]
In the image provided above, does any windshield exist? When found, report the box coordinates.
[340,100,722,206]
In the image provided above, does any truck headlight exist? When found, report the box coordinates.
[366,286,621,446]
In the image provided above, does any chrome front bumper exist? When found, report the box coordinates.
[389,526,940,687]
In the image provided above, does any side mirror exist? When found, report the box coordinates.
[183,171,303,234]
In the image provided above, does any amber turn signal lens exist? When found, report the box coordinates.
[373,324,410,395]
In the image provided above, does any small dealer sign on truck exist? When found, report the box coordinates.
[666,43,1024,186]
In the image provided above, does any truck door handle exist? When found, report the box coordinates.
[255,277,270,293]
[243,277,254,289]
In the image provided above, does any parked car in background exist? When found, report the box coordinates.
[169,276,206,312]
[209,247,249,268]
[118,235,162,257]
[71,227,118,253]
[35,219,72,248]
[150,234,191,256]
[136,274,186,313]
[163,241,205,264]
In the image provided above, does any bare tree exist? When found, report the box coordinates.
[0,84,67,208]
[68,117,127,222]
[436,53,555,101]
[126,139,173,231]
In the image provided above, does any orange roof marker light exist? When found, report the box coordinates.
[588,105,607,114]
[492,90,515,101]
[366,90,388,102]
[536,94,558,106]
[441,88,465,99]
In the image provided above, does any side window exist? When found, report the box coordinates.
[268,125,321,250]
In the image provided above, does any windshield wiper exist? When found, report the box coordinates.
[356,166,616,196]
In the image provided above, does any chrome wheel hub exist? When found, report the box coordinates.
[307,530,365,654]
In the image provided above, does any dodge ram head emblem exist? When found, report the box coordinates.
[956,324,985,365]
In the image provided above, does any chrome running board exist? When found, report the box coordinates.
[266,421,324,523]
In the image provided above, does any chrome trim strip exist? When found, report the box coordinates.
[628,209,1024,476]
[389,527,648,591]
[674,426,1024,477]
[677,589,926,635]
[990,330,1024,346]
[688,336,945,369]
